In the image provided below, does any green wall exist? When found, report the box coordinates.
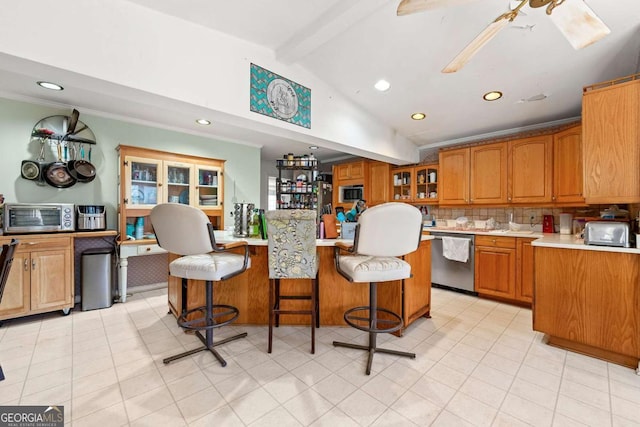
[0,97,261,230]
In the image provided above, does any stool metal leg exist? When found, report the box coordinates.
[164,280,247,366]
[333,282,415,375]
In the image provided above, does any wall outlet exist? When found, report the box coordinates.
[529,214,536,222]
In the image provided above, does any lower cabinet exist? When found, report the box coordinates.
[534,247,640,368]
[0,236,73,321]
[475,236,534,305]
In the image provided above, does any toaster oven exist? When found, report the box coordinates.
[3,203,75,234]
[584,221,630,248]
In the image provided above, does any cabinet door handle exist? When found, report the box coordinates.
[32,260,36,270]
[24,259,28,271]
[24,242,38,245]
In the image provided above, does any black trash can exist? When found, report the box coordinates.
[81,247,114,311]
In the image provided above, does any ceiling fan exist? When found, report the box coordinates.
[397,0,611,73]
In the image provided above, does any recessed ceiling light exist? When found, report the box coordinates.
[37,81,63,91]
[483,91,503,101]
[195,119,211,125]
[411,112,426,120]
[374,79,391,92]
[309,146,318,150]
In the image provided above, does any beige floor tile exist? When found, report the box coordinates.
[290,359,331,387]
[509,377,558,410]
[426,362,468,389]
[338,388,388,426]
[129,402,186,427]
[515,364,561,391]
[459,377,506,409]
[119,368,166,400]
[229,387,281,425]
[124,385,174,422]
[556,394,612,426]
[166,371,212,401]
[246,358,289,385]
[560,378,611,412]
[22,367,72,397]
[611,395,640,424]
[370,408,418,426]
[175,385,226,423]
[20,382,71,405]
[283,388,333,425]
[189,404,245,427]
[72,368,119,398]
[72,383,123,420]
[215,370,261,403]
[390,389,442,425]
[361,373,408,406]
[431,409,476,427]
[492,412,533,427]
[310,406,359,427]
[73,402,128,427]
[446,392,497,427]
[501,393,555,427]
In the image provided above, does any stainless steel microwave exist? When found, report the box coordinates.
[3,203,75,234]
[339,185,363,203]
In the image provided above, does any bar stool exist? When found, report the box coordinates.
[265,209,319,354]
[150,204,250,367]
[0,238,19,381]
[333,202,422,375]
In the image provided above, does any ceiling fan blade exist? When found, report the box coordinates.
[442,17,510,73]
[397,0,476,16]
[548,0,610,49]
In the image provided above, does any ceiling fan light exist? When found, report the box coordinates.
[411,112,426,120]
[374,79,391,92]
[195,119,211,125]
[37,81,63,91]
[483,91,503,101]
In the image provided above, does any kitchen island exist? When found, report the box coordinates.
[167,232,433,335]
[532,234,640,373]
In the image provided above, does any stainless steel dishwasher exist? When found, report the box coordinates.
[430,231,476,294]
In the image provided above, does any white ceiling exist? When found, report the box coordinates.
[1,0,639,164]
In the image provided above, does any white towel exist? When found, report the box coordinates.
[442,236,470,263]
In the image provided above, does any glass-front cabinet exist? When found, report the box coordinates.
[124,156,162,208]
[392,167,413,201]
[118,145,225,243]
[391,164,438,203]
[195,164,222,209]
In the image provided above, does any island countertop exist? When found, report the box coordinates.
[212,230,434,246]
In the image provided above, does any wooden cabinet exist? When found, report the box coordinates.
[508,135,553,204]
[553,125,584,204]
[439,148,469,204]
[117,145,224,242]
[582,74,640,204]
[335,161,365,181]
[475,235,534,305]
[367,161,390,206]
[440,142,507,205]
[533,247,640,369]
[0,236,73,321]
[391,166,414,202]
[474,236,516,300]
[515,238,535,303]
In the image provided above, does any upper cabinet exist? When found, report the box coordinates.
[439,148,469,204]
[583,74,640,204]
[335,161,365,182]
[390,164,438,204]
[553,125,584,204]
[508,135,553,204]
[118,145,224,243]
[367,161,390,206]
[440,142,507,205]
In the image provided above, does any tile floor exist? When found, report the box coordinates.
[1,287,639,426]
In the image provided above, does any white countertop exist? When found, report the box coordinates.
[214,230,434,246]
[425,226,640,254]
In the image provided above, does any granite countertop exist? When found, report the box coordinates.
[424,226,544,238]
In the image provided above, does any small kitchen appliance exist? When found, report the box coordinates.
[559,213,573,235]
[76,205,106,231]
[584,221,630,247]
[233,202,254,237]
[542,214,554,233]
[3,203,75,234]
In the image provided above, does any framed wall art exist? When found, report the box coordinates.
[250,63,311,129]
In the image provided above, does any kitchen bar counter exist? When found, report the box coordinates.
[166,232,434,334]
